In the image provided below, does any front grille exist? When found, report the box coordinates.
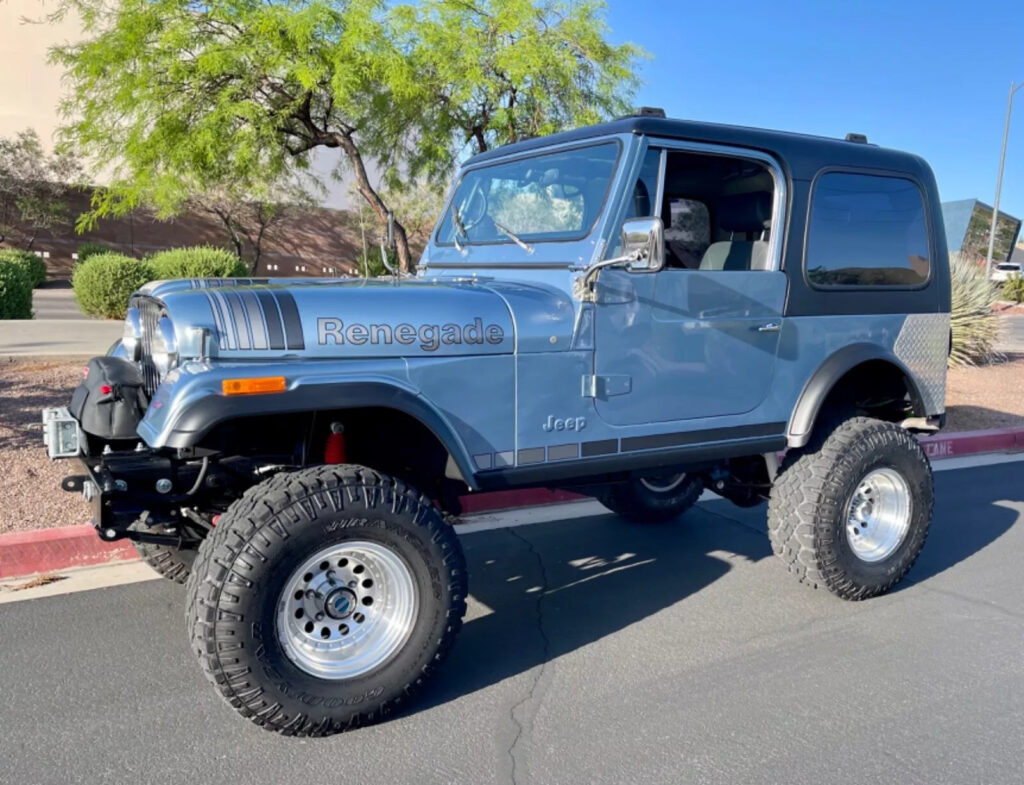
[133,296,162,396]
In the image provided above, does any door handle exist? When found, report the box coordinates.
[756,321,782,333]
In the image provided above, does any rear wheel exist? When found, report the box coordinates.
[767,417,932,600]
[185,465,467,735]
[597,472,703,523]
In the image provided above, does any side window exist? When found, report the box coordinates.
[806,173,930,287]
[627,147,661,219]
[663,198,710,269]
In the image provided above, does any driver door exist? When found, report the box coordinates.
[592,145,787,427]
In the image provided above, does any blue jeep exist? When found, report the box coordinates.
[43,112,950,735]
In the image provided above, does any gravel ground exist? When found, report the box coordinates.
[2,356,1023,534]
[946,352,1024,431]
[0,361,90,534]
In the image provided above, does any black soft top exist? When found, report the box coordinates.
[468,116,931,182]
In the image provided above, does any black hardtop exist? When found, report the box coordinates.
[468,116,932,182]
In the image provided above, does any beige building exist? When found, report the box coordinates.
[0,2,394,277]
[0,1,80,147]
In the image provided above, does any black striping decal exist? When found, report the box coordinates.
[225,291,252,350]
[240,291,269,350]
[517,448,545,465]
[620,422,787,453]
[254,290,286,350]
[204,292,228,350]
[210,290,236,350]
[581,439,618,457]
[276,291,305,350]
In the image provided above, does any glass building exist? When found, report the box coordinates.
[942,199,1021,262]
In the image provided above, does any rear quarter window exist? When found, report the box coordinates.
[806,172,930,287]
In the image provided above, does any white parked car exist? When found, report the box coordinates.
[992,261,1023,282]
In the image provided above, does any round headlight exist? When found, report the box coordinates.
[151,316,178,376]
[123,308,142,361]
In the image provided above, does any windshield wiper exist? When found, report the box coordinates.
[450,204,468,254]
[493,220,535,254]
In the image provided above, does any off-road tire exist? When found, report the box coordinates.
[185,464,467,736]
[133,537,196,584]
[768,417,933,600]
[597,473,703,523]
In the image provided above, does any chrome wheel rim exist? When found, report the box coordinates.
[640,473,687,494]
[845,468,912,563]
[276,541,418,680]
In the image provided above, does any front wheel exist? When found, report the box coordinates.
[767,417,933,600]
[597,472,703,523]
[130,520,196,584]
[185,465,467,735]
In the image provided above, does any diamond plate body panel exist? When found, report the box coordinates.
[894,313,949,414]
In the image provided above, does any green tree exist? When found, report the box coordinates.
[388,0,643,185]
[50,0,640,271]
[189,179,316,274]
[0,129,82,249]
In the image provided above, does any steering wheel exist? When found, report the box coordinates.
[459,188,487,230]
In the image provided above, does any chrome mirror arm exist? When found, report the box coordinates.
[575,249,643,301]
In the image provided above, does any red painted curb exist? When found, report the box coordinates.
[918,426,1024,459]
[0,524,136,580]
[2,426,1022,580]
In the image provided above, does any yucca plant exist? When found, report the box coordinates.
[949,253,1000,367]
[1003,273,1024,304]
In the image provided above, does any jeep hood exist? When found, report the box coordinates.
[148,277,576,359]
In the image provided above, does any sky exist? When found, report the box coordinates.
[603,0,1024,221]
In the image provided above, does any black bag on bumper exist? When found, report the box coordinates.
[69,357,149,441]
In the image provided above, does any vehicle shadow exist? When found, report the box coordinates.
[412,466,1022,714]
[413,502,772,713]
[901,464,1023,587]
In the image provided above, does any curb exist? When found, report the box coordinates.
[0,525,137,580]
[2,426,1022,581]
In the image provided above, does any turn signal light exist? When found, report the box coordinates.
[221,376,287,396]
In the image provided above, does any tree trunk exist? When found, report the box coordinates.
[331,131,412,273]
[210,206,245,262]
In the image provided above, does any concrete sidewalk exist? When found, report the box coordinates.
[997,313,1024,354]
[0,318,122,357]
[1,283,121,357]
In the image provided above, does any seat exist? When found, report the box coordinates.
[699,192,772,271]
[661,199,688,268]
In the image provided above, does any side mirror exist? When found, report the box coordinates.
[620,216,664,273]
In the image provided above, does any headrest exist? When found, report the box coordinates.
[716,192,772,233]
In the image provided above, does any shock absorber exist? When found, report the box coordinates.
[324,422,347,464]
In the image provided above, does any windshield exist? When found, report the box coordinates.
[435,141,620,247]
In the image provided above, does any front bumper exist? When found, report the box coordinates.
[42,406,189,544]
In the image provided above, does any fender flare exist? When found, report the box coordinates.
[158,380,481,488]
[787,343,924,448]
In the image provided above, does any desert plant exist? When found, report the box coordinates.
[0,248,46,287]
[148,246,247,280]
[76,242,110,263]
[1002,273,1024,304]
[949,253,1000,367]
[0,257,33,318]
[72,253,152,319]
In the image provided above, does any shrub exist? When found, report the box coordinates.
[72,253,153,319]
[77,242,111,264]
[949,253,1000,367]
[0,249,46,287]
[1003,273,1024,304]
[148,246,247,280]
[0,258,33,319]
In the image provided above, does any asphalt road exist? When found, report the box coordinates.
[2,460,1022,785]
